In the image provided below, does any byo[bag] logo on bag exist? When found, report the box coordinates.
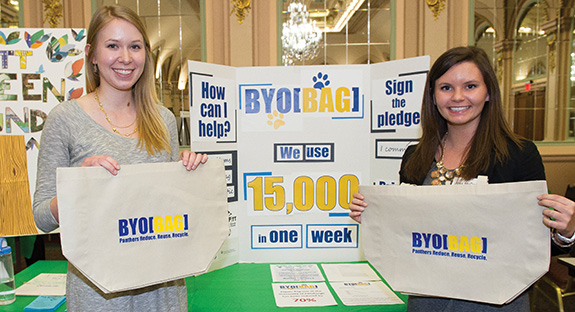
[117,214,190,244]
[412,232,488,261]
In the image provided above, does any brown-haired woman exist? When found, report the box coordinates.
[350,46,575,311]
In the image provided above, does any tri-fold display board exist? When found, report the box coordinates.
[187,57,429,265]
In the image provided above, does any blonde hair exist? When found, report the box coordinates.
[85,4,171,155]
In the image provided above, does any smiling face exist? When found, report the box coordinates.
[89,18,146,92]
[433,61,490,133]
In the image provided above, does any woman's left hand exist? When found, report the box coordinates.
[538,194,575,238]
[179,150,208,171]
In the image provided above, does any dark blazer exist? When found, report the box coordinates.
[398,139,546,185]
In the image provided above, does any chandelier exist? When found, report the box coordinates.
[281,1,322,66]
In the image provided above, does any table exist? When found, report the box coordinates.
[557,257,575,293]
[1,261,407,311]
[558,257,575,269]
[187,262,407,311]
[1,261,67,312]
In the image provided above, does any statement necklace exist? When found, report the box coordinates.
[430,134,463,185]
[95,89,137,137]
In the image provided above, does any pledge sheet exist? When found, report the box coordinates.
[270,264,324,282]
[272,282,336,307]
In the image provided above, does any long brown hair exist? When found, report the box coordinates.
[86,5,171,155]
[402,46,522,182]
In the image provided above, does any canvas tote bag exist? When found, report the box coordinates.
[57,159,229,293]
[360,180,549,305]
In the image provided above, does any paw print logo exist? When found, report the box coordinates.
[312,72,330,89]
[267,110,286,129]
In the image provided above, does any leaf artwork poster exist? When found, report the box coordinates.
[0,28,86,229]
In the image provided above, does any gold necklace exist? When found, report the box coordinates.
[94,89,137,137]
[430,133,463,185]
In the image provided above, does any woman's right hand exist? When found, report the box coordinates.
[349,192,367,223]
[50,197,59,222]
[81,155,121,175]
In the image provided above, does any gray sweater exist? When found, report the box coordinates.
[33,99,187,311]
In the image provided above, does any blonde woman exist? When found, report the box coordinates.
[33,5,205,311]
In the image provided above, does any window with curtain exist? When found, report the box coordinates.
[513,1,548,82]
[511,1,548,141]
[474,23,496,66]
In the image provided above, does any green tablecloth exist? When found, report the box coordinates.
[1,261,67,312]
[1,261,407,311]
